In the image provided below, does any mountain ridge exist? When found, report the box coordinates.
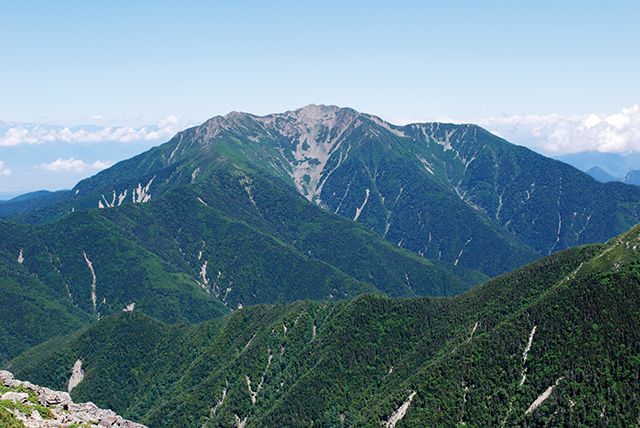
[8,221,640,427]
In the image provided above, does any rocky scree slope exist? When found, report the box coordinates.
[8,222,640,427]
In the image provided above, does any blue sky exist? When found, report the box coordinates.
[1,1,639,196]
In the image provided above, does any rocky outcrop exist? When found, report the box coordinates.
[0,370,146,428]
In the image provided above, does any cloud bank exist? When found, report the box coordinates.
[0,115,189,147]
[474,105,640,155]
[34,158,113,173]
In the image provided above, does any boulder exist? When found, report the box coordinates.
[0,370,14,382]
[37,387,72,408]
[1,391,29,402]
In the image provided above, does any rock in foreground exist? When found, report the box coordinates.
[0,370,146,428]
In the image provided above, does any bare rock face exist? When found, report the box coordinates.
[0,370,146,428]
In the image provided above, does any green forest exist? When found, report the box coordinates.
[7,223,640,427]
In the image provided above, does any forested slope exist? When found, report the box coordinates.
[0,161,485,364]
[8,223,640,427]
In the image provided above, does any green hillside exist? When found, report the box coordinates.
[0,209,231,365]
[0,160,485,364]
[8,223,640,427]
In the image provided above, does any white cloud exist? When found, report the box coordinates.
[34,158,112,173]
[144,115,181,140]
[0,127,46,146]
[92,115,104,120]
[0,115,192,147]
[0,161,11,176]
[474,105,640,155]
[389,117,419,126]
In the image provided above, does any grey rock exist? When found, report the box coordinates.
[0,371,148,428]
[121,422,148,428]
[0,370,14,382]
[30,409,43,421]
[1,391,29,402]
[100,415,118,426]
[20,381,37,390]
[4,379,23,387]
[37,387,72,407]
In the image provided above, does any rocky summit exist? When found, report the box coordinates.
[0,370,145,428]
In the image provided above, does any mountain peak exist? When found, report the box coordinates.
[8,105,640,281]
[622,169,640,186]
[258,104,359,130]
[197,111,255,140]
[293,103,342,116]
[585,166,621,183]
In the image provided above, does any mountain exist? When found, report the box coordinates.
[1,191,60,203]
[583,166,640,186]
[623,170,640,186]
[8,222,640,427]
[0,147,486,364]
[0,209,231,365]
[584,166,621,183]
[0,190,70,217]
[4,106,540,278]
[7,105,640,279]
[554,151,640,178]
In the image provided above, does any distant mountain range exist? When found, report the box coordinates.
[584,165,640,185]
[555,151,640,178]
[584,166,622,182]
